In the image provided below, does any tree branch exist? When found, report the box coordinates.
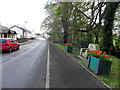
[78,29,91,32]
[92,10,99,27]
[74,7,91,20]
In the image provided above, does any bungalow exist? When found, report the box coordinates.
[10,25,25,39]
[25,30,32,38]
[10,25,32,39]
[0,25,17,40]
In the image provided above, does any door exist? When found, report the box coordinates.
[4,34,7,38]
[13,40,18,49]
[8,39,16,50]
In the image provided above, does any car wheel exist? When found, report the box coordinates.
[8,47,12,53]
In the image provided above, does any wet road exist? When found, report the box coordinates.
[2,38,48,88]
[1,38,109,89]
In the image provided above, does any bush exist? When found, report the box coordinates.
[17,39,28,43]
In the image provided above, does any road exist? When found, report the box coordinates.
[1,38,109,89]
[2,38,48,88]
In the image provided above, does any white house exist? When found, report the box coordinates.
[25,30,32,38]
[31,31,36,38]
[0,24,17,40]
[10,25,32,39]
[10,25,23,39]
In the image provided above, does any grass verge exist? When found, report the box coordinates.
[55,43,119,88]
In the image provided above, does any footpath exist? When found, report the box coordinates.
[49,42,110,89]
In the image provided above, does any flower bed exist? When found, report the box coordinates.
[88,50,113,61]
[87,50,112,75]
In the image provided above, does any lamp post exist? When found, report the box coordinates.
[24,21,27,28]
[23,21,27,38]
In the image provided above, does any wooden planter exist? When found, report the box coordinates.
[87,56,112,75]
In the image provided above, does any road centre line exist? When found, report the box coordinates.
[45,43,50,88]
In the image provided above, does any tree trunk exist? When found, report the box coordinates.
[63,31,68,44]
[103,2,119,52]
[61,2,71,44]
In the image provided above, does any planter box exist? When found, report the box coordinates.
[65,46,72,53]
[87,56,112,75]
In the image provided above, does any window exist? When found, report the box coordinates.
[0,39,6,43]
[8,39,13,43]
[13,40,17,43]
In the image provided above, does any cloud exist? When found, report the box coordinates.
[0,0,48,33]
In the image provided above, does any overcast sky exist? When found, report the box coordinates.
[0,0,48,33]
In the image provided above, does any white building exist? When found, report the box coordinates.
[10,25,23,39]
[25,30,32,38]
[0,24,17,40]
[10,25,33,39]
[31,30,36,38]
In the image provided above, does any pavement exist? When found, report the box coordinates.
[49,42,110,89]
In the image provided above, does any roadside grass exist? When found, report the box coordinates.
[56,44,65,50]
[55,43,119,88]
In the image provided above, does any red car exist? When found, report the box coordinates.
[0,38,20,52]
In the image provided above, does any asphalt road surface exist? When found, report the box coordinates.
[49,43,109,89]
[1,38,109,89]
[2,38,48,88]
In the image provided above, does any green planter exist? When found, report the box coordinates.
[87,56,112,75]
[65,46,72,53]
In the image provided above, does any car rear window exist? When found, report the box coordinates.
[0,39,6,43]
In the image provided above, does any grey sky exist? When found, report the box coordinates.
[0,0,48,33]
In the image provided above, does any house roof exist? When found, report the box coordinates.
[10,25,32,34]
[10,25,28,32]
[0,26,9,33]
[19,27,27,32]
[26,30,32,34]
[0,25,17,34]
[11,30,17,34]
[1,25,31,34]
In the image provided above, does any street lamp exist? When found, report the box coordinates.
[24,21,27,28]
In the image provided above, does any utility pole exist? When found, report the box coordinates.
[24,21,27,28]
[23,21,27,38]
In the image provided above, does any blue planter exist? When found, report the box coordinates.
[87,56,112,75]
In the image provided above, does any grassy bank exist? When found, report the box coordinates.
[55,43,119,88]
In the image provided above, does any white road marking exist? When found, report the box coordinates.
[45,43,50,88]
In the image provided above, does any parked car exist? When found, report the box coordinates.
[0,38,20,52]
